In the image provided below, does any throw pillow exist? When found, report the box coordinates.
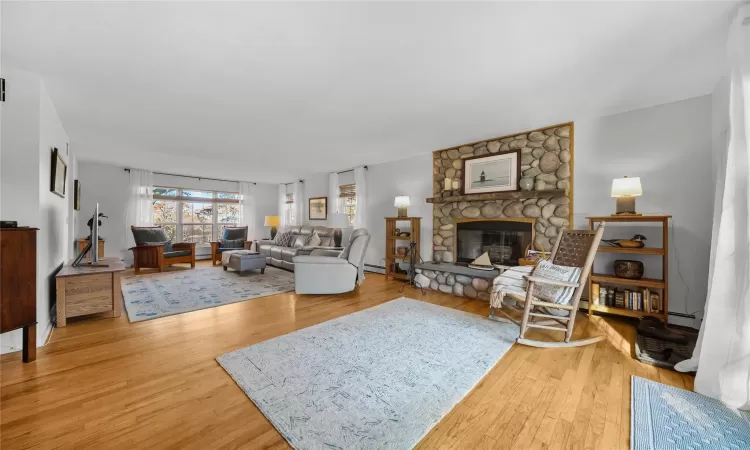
[220,238,245,249]
[531,260,581,305]
[305,232,321,247]
[272,231,293,247]
[145,241,173,253]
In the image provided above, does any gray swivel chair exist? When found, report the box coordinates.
[292,229,371,294]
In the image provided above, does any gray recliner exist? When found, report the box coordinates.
[293,229,371,294]
[258,226,335,271]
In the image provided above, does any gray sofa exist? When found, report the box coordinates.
[258,226,336,271]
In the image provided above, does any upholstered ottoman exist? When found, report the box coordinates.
[222,251,266,274]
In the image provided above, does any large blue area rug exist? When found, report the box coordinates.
[121,266,295,322]
[631,376,750,449]
[217,297,518,450]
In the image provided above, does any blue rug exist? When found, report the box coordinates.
[631,376,750,449]
[217,297,518,450]
[121,266,295,322]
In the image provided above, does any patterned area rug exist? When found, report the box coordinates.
[121,266,295,322]
[631,376,750,449]
[217,297,518,450]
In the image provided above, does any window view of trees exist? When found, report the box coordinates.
[152,187,240,244]
[339,184,356,226]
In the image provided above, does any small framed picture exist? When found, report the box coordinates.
[309,197,328,220]
[461,150,520,195]
[74,180,82,210]
[50,147,67,198]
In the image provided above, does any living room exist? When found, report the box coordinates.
[1,1,749,449]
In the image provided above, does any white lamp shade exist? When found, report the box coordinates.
[611,177,642,197]
[331,213,350,228]
[394,196,411,207]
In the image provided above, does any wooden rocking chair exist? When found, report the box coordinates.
[489,224,606,348]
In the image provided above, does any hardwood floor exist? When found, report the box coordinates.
[0,263,694,449]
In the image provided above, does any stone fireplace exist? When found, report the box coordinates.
[415,122,573,300]
[455,218,535,266]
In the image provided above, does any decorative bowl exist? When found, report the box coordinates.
[614,260,644,279]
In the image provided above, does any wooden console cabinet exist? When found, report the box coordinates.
[55,257,126,327]
[0,228,39,362]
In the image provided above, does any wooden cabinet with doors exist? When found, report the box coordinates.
[0,228,39,362]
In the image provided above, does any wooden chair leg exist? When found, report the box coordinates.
[519,283,535,339]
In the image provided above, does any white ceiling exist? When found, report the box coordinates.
[2,1,734,183]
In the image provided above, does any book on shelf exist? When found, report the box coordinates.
[591,283,600,305]
[614,291,624,308]
[607,287,615,307]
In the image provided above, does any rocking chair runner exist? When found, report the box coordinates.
[490,224,606,348]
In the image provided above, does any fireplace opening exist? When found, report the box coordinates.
[455,219,535,266]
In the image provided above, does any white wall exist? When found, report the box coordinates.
[77,161,130,259]
[0,68,74,353]
[575,95,713,325]
[38,82,72,343]
[299,155,434,269]
[363,154,433,268]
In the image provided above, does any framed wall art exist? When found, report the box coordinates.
[309,196,328,220]
[50,147,67,198]
[461,150,520,195]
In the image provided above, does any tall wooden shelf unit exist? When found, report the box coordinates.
[586,215,671,324]
[385,217,421,281]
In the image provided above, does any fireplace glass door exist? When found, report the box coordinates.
[455,220,534,266]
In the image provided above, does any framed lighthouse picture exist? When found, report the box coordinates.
[461,150,521,195]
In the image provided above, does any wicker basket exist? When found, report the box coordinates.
[518,244,548,266]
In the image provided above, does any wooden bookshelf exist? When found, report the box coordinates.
[385,217,421,281]
[587,215,671,324]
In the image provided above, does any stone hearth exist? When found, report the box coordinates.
[423,122,574,298]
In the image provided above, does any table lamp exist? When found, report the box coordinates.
[611,176,642,216]
[264,215,280,239]
[394,196,411,218]
[330,213,349,247]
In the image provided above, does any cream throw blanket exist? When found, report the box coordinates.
[490,265,534,309]
[221,250,257,266]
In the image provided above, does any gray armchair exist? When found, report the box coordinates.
[293,229,371,294]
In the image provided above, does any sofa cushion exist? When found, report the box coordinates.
[220,238,245,249]
[259,243,272,257]
[291,235,307,249]
[305,232,321,247]
[272,231,293,247]
[270,246,283,260]
[132,227,169,246]
[281,247,298,262]
[164,250,191,258]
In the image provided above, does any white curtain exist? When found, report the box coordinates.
[124,169,154,264]
[238,182,256,242]
[353,166,366,229]
[278,184,288,230]
[329,172,340,216]
[679,4,750,411]
[293,181,304,226]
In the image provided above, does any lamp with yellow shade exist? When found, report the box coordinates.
[264,215,280,239]
[611,176,642,216]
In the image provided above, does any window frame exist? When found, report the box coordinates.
[152,187,240,244]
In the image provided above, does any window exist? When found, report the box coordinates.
[285,193,294,226]
[152,187,240,244]
[339,184,356,226]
